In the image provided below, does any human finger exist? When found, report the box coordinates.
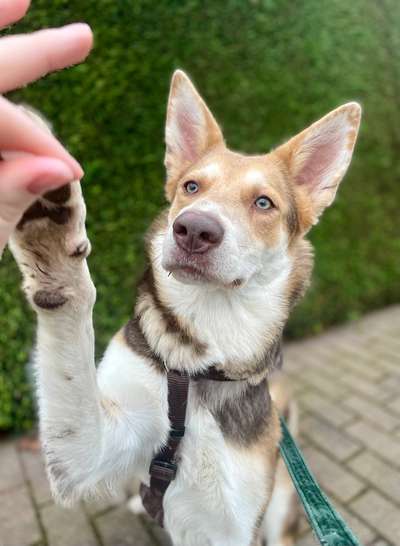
[0,97,83,178]
[0,23,93,93]
[0,0,30,29]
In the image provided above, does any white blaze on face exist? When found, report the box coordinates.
[199,162,221,179]
[244,168,265,186]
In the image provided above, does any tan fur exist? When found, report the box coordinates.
[286,239,314,309]
[236,404,282,546]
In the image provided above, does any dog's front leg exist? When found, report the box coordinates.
[9,180,107,503]
[9,181,166,504]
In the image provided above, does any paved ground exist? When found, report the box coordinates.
[1,305,399,546]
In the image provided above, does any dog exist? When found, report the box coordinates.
[9,70,361,546]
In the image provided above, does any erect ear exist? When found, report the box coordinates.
[275,103,361,227]
[165,70,224,182]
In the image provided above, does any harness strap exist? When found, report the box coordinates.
[140,366,234,526]
[140,370,189,526]
[279,416,362,546]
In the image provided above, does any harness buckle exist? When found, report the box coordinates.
[150,459,177,482]
[170,426,185,438]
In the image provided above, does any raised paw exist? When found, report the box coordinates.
[9,180,94,311]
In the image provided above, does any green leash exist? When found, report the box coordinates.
[279,416,363,546]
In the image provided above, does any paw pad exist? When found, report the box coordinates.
[44,184,71,204]
[33,290,68,310]
[17,201,71,230]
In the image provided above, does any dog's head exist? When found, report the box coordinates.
[161,70,361,288]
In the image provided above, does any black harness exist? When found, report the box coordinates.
[139,366,236,526]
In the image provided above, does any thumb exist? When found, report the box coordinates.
[0,156,76,255]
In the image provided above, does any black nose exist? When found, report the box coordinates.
[173,211,224,254]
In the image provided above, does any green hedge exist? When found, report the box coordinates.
[1,0,399,430]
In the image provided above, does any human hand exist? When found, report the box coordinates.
[0,0,93,256]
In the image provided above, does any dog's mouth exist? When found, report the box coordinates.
[167,261,213,283]
[164,256,244,289]
[161,243,213,280]
[161,236,245,288]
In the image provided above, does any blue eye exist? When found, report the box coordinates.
[255,196,273,210]
[184,181,199,194]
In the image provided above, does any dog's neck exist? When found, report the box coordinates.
[131,228,292,381]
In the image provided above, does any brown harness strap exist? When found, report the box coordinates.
[140,366,235,526]
[140,370,189,525]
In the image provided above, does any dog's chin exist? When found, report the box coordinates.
[162,257,244,289]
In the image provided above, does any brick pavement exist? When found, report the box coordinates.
[0,305,399,546]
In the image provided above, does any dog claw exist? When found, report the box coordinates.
[70,240,90,258]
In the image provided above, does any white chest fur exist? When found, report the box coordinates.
[164,390,271,546]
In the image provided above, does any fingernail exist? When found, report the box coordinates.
[28,170,75,195]
[62,22,93,36]
[69,156,84,179]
